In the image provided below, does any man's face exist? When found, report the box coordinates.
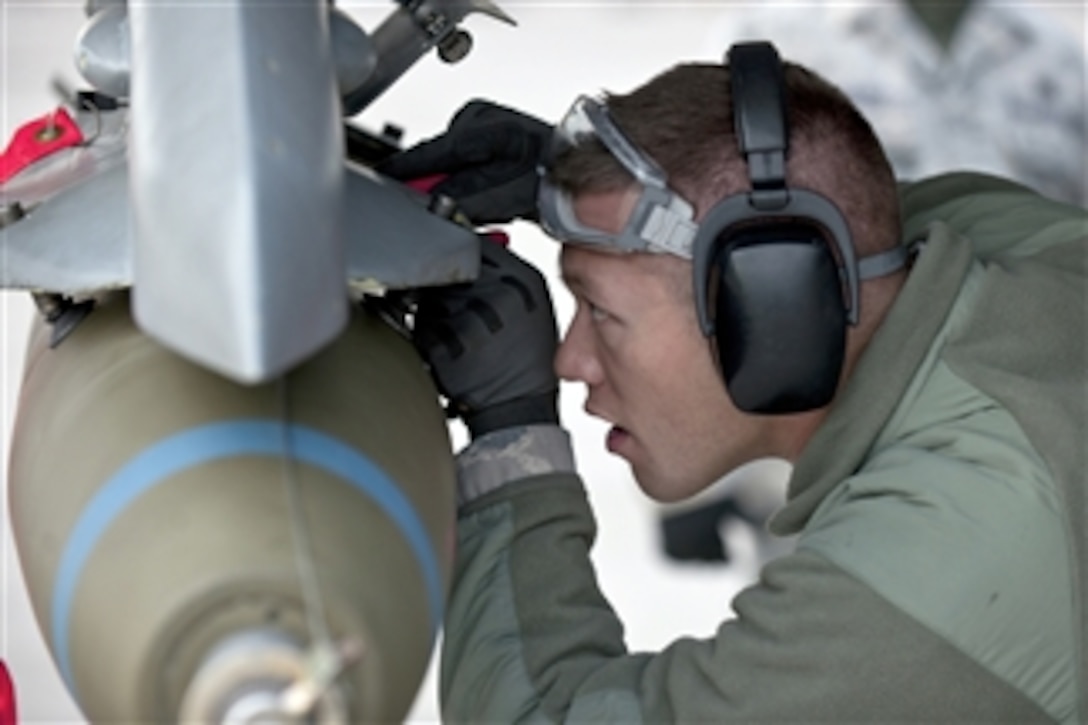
[555,189,777,502]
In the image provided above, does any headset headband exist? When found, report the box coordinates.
[729,42,788,202]
[693,41,865,334]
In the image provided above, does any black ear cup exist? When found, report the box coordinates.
[710,224,847,413]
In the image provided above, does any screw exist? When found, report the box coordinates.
[437,29,473,64]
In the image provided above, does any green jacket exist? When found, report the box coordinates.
[442,173,1087,723]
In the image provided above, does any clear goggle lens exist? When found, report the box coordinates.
[538,95,697,257]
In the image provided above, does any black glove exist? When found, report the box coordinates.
[377,100,552,225]
[414,240,559,439]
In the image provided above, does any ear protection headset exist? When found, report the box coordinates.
[691,41,906,415]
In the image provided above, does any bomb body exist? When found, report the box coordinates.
[8,293,455,721]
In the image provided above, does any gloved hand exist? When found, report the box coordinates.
[377,100,552,225]
[414,239,559,439]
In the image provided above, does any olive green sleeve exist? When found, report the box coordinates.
[440,475,1052,723]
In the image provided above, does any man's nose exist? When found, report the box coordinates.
[554,307,604,386]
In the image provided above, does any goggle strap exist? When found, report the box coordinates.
[639,203,697,257]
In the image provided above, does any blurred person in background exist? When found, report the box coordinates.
[708,0,1085,203]
[378,41,1085,721]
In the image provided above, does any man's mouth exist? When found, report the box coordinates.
[605,425,632,454]
[585,406,633,454]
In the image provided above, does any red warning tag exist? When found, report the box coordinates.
[0,659,16,725]
[0,107,84,184]
[480,230,510,247]
[404,173,448,195]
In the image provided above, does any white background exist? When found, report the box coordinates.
[2,1,1083,722]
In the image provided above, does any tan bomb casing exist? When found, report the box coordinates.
[8,293,455,721]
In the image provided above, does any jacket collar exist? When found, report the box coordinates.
[770,222,973,536]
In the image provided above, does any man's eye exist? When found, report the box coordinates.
[588,302,610,323]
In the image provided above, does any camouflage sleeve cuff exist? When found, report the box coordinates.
[455,424,576,507]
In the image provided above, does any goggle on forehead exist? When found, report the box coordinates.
[537,95,698,258]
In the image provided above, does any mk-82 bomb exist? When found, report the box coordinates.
[8,292,455,721]
[1,1,518,718]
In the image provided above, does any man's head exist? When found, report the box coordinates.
[547,59,901,256]
[550,50,905,501]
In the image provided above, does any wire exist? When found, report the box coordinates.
[277,374,335,654]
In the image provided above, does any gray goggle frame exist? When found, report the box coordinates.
[537,95,697,257]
